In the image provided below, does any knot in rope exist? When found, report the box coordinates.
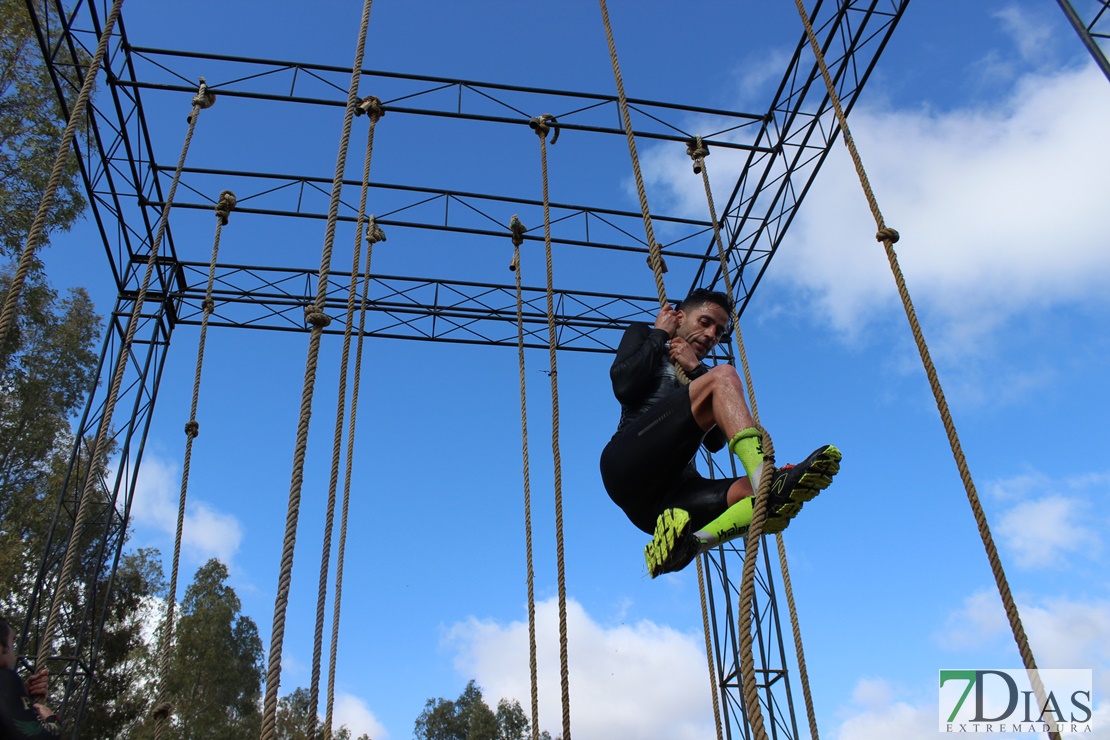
[355,95,386,121]
[191,77,216,111]
[509,214,526,251]
[214,190,237,225]
[304,306,332,329]
[152,701,173,721]
[184,420,200,438]
[529,114,560,145]
[686,135,709,174]
[646,248,668,275]
[876,226,900,245]
[365,215,387,245]
[201,298,215,314]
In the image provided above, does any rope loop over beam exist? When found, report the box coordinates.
[509,215,526,261]
[188,78,216,122]
[529,114,560,144]
[686,135,709,174]
[215,190,237,225]
[355,95,386,121]
[365,215,387,245]
[304,307,332,329]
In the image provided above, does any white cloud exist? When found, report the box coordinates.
[778,62,1110,345]
[987,470,1107,568]
[938,588,1110,674]
[333,691,389,740]
[129,453,243,566]
[643,60,1110,354]
[937,588,1009,651]
[831,676,1110,739]
[445,597,716,740]
[1021,598,1110,671]
[994,5,1057,65]
[998,496,1101,569]
[833,678,937,740]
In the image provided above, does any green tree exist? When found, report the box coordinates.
[159,559,263,739]
[415,681,551,740]
[80,547,167,738]
[276,686,322,740]
[272,685,369,740]
[0,276,99,511]
[0,0,87,257]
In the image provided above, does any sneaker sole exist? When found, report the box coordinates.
[785,445,841,504]
[645,508,698,578]
[763,445,842,534]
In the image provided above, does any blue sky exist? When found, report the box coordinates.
[37,1,1110,738]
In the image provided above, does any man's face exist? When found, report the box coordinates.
[677,302,729,360]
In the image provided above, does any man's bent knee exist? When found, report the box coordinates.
[689,365,743,426]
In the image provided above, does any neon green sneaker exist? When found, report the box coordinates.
[645,508,699,578]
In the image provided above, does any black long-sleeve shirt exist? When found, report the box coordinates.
[0,669,61,738]
[608,322,726,452]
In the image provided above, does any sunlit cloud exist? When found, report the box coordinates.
[445,597,716,740]
[129,453,243,566]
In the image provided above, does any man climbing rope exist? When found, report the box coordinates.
[600,289,842,577]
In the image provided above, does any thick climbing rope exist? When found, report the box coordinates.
[685,138,778,740]
[531,115,573,740]
[0,0,124,347]
[309,96,384,740]
[325,214,383,738]
[259,2,375,736]
[34,78,214,677]
[792,2,1059,737]
[152,189,236,739]
[695,557,725,740]
[690,137,822,738]
[509,215,542,740]
[596,0,690,386]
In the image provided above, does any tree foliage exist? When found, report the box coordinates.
[274,686,369,740]
[0,0,87,256]
[80,547,166,738]
[156,559,263,739]
[415,680,552,740]
[0,274,99,505]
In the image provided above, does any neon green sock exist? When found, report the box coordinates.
[694,498,753,548]
[728,427,766,488]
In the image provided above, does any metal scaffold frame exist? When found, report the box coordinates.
[1056,0,1110,81]
[19,0,911,736]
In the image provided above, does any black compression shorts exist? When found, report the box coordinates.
[600,385,738,534]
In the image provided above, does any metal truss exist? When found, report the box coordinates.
[1057,0,1110,81]
[20,0,909,735]
[703,541,802,740]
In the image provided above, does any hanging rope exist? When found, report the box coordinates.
[151,189,235,738]
[259,2,375,736]
[695,557,725,740]
[33,78,214,677]
[310,96,384,740]
[0,0,125,347]
[775,534,819,740]
[596,0,689,386]
[324,215,382,739]
[686,136,777,740]
[509,215,542,740]
[531,114,573,740]
[792,2,1058,737]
